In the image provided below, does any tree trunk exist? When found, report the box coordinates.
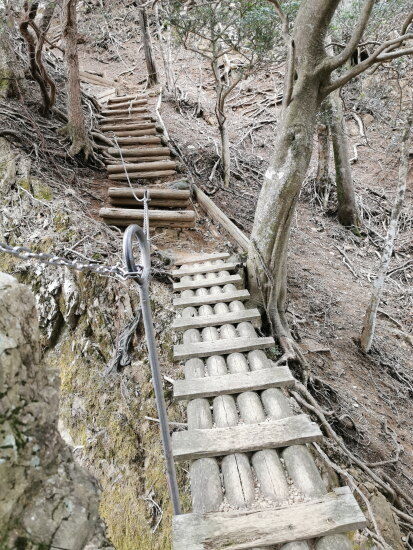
[137,0,159,87]
[0,14,25,99]
[154,3,174,92]
[315,122,331,208]
[329,91,360,228]
[217,107,230,187]
[62,0,92,159]
[247,0,341,353]
[360,104,412,352]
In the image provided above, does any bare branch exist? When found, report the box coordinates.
[322,33,413,95]
[266,0,289,43]
[323,0,375,72]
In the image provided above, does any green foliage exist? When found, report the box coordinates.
[167,0,281,68]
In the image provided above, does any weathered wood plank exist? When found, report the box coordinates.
[108,169,176,181]
[173,274,242,291]
[108,94,147,104]
[100,208,195,222]
[175,252,230,265]
[172,414,322,462]
[108,187,190,200]
[173,290,250,308]
[174,336,274,360]
[171,262,239,278]
[193,185,250,252]
[172,487,366,549]
[172,308,261,331]
[173,366,294,400]
[107,160,176,173]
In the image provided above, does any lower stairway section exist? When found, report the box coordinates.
[170,252,366,550]
[97,92,196,229]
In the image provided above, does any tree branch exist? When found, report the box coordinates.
[266,0,289,43]
[323,0,375,72]
[322,33,413,95]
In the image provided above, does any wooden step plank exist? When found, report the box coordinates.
[175,252,230,265]
[108,169,176,181]
[172,308,261,331]
[106,99,148,109]
[109,197,189,208]
[107,146,170,157]
[174,365,294,401]
[114,136,161,145]
[172,487,366,549]
[171,262,239,278]
[173,274,242,291]
[174,336,274,360]
[109,187,190,200]
[108,94,147,104]
[173,289,250,308]
[101,119,154,131]
[172,414,322,462]
[102,107,148,117]
[105,155,170,165]
[100,207,195,222]
[106,128,158,138]
[107,160,176,174]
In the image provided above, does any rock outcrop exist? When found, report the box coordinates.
[0,272,112,550]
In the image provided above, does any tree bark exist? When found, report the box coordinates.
[247,0,341,350]
[154,3,174,92]
[0,13,25,99]
[137,0,159,87]
[360,104,412,352]
[62,0,92,159]
[315,122,331,208]
[329,91,361,228]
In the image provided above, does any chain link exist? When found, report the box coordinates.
[0,242,142,281]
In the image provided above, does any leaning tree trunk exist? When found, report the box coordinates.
[137,0,159,87]
[62,0,92,159]
[216,97,231,188]
[247,0,341,356]
[329,91,360,228]
[0,14,25,99]
[360,104,412,352]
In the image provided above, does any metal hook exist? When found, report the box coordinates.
[123,224,151,285]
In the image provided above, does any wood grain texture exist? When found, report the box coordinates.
[173,366,294,400]
[172,414,323,461]
[174,336,274,360]
[107,169,176,181]
[193,185,250,251]
[108,187,190,200]
[173,290,250,308]
[172,308,261,331]
[173,274,242,291]
[174,252,231,265]
[172,487,366,550]
[171,262,239,277]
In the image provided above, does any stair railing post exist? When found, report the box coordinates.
[123,224,181,516]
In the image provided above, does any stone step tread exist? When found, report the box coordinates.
[173,274,242,291]
[172,414,322,462]
[172,308,261,331]
[174,336,274,360]
[172,487,366,549]
[173,365,294,400]
[173,290,250,308]
[171,262,240,278]
[174,252,231,265]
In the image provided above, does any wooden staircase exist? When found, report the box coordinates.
[97,93,196,229]
[170,252,366,549]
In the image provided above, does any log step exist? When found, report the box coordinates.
[174,336,274,360]
[105,156,170,165]
[107,146,170,157]
[108,169,176,181]
[172,308,261,331]
[172,487,366,549]
[111,126,156,138]
[107,160,176,174]
[175,252,231,265]
[100,207,195,228]
[172,414,322,462]
[108,94,147,104]
[173,273,242,291]
[173,365,294,400]
[114,136,161,145]
[171,261,239,277]
[106,99,147,110]
[102,107,148,117]
[109,187,190,200]
[101,119,154,131]
[103,121,156,131]
[109,197,189,208]
[173,289,250,308]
